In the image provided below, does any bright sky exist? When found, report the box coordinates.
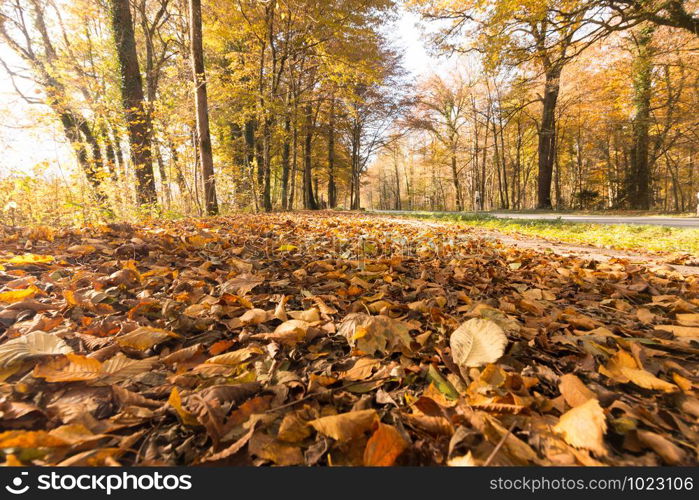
[0,6,449,179]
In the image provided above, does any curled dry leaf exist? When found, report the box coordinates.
[450,318,508,373]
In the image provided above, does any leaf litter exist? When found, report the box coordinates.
[0,213,697,466]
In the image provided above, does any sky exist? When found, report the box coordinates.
[0,6,449,179]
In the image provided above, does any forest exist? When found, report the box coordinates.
[0,0,698,470]
[0,1,696,221]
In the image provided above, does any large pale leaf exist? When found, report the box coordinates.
[450,318,508,371]
[0,331,72,369]
[553,398,607,456]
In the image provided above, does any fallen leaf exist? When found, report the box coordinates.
[0,331,72,369]
[558,374,596,408]
[309,410,377,441]
[363,423,408,466]
[450,318,508,372]
[116,327,180,351]
[553,399,607,456]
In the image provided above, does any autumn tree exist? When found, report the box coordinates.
[108,0,157,206]
[189,0,218,215]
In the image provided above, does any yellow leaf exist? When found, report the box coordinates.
[0,285,40,303]
[167,388,200,427]
[619,367,677,392]
[4,254,54,265]
[277,244,298,252]
[553,398,607,456]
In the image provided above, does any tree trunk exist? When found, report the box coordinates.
[536,67,561,209]
[451,151,463,211]
[281,113,291,210]
[189,0,218,215]
[628,26,654,210]
[303,103,318,209]
[327,96,337,209]
[108,0,157,206]
[261,117,272,211]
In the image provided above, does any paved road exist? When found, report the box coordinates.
[373,210,699,228]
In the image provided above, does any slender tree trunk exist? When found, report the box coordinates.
[289,118,298,210]
[393,149,401,211]
[451,151,463,211]
[108,0,157,206]
[327,96,337,209]
[536,67,561,209]
[189,0,218,215]
[262,117,272,211]
[303,103,318,209]
[281,113,291,210]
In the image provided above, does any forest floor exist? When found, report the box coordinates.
[375,211,699,256]
[0,212,697,466]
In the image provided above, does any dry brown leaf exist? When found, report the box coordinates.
[116,326,180,351]
[338,313,412,355]
[558,374,596,408]
[637,430,686,465]
[309,409,377,441]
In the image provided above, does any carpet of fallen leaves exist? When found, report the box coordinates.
[0,212,697,466]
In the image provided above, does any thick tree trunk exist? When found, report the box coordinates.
[628,26,654,210]
[108,0,157,206]
[189,0,218,215]
[536,67,561,209]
